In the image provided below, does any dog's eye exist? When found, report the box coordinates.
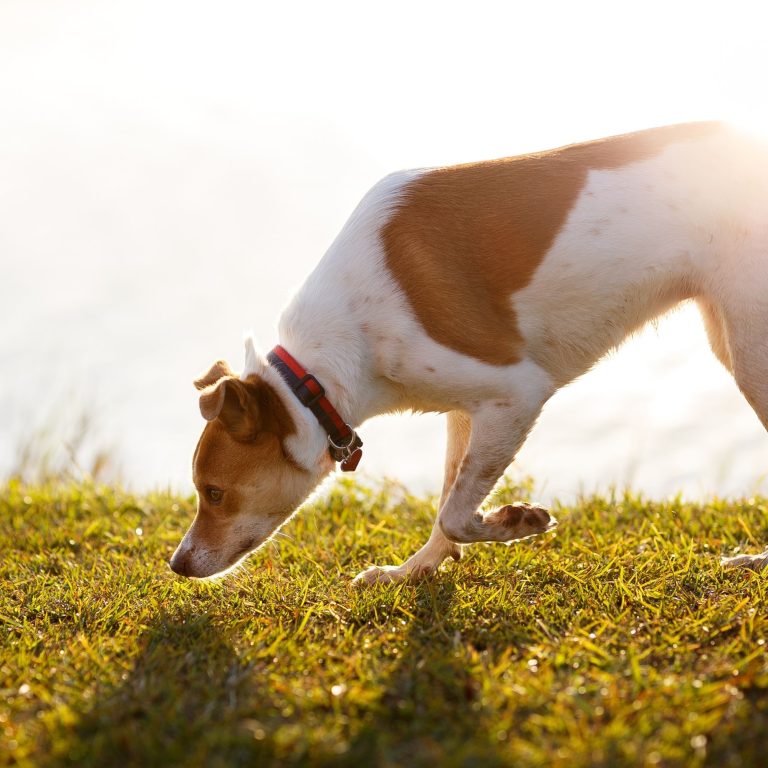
[206,487,224,505]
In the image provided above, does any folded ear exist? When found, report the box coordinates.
[198,376,295,442]
[194,360,233,391]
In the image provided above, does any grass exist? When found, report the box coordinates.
[2,477,768,767]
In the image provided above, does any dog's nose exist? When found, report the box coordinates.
[169,554,190,577]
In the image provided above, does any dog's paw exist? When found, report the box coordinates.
[721,551,768,572]
[483,502,557,542]
[352,563,436,586]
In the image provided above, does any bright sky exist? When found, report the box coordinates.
[2,0,768,497]
[3,1,767,157]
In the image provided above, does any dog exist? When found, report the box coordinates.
[170,121,768,582]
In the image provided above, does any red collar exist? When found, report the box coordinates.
[267,345,363,471]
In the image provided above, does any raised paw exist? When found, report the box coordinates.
[721,551,768,572]
[483,502,557,542]
[352,562,437,586]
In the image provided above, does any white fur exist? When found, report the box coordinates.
[242,335,262,378]
[277,124,768,583]
[514,127,768,385]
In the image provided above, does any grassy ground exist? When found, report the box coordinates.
[2,477,768,767]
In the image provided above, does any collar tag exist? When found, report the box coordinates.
[328,431,364,471]
[341,447,363,472]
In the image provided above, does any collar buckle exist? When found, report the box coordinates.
[292,373,325,409]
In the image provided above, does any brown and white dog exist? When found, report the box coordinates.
[170,122,768,582]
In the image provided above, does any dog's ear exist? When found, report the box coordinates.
[194,360,234,391]
[198,377,262,441]
[198,376,294,442]
[242,336,269,378]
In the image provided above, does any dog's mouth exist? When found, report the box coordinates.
[233,537,259,559]
[170,535,265,579]
[215,536,263,572]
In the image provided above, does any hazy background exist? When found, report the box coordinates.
[2,0,768,501]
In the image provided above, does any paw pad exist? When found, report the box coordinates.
[494,502,552,531]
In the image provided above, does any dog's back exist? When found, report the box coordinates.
[282,122,768,400]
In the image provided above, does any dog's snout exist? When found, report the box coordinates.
[169,554,190,577]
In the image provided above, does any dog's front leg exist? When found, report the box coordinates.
[353,397,555,586]
[353,411,470,586]
[437,400,556,546]
[352,520,463,586]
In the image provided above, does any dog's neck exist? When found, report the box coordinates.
[277,171,420,431]
[263,324,381,475]
[274,322,372,429]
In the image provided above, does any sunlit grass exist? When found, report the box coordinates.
[2,478,767,767]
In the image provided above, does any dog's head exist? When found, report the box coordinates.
[169,342,332,578]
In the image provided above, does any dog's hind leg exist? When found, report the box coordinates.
[353,411,470,585]
[714,298,768,571]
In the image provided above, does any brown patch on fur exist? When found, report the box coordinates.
[193,420,289,495]
[193,421,283,484]
[187,420,299,552]
[198,374,296,443]
[186,494,235,550]
[383,122,722,365]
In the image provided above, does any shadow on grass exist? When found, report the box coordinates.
[43,584,514,768]
[43,612,272,768]
[340,579,516,767]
